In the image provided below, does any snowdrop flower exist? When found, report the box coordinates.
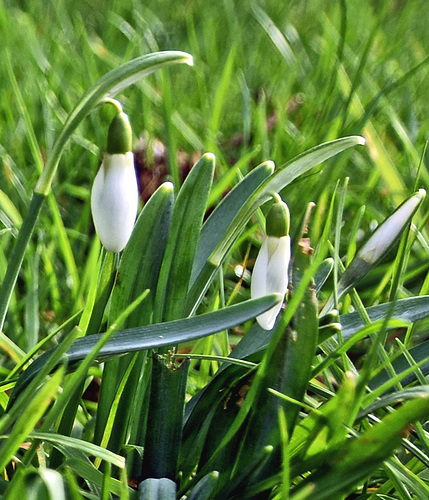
[251,197,291,330]
[320,189,426,316]
[357,189,426,265]
[91,112,138,252]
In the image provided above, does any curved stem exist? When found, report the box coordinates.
[34,51,193,196]
[0,51,193,342]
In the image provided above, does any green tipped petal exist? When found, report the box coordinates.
[106,112,132,154]
[266,199,290,237]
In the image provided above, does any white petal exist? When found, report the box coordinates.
[250,237,269,300]
[266,235,290,296]
[357,190,425,264]
[251,235,291,330]
[91,152,138,252]
[254,302,283,330]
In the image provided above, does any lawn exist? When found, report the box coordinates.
[1,0,429,498]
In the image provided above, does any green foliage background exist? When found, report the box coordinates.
[1,0,429,498]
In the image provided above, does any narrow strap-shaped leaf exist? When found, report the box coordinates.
[314,318,409,378]
[28,432,125,468]
[110,182,174,328]
[340,295,429,341]
[63,458,128,497]
[0,368,63,472]
[154,153,215,322]
[3,325,80,417]
[266,136,365,196]
[358,386,429,420]
[3,468,67,500]
[11,294,281,401]
[369,339,429,390]
[0,193,45,339]
[94,183,174,449]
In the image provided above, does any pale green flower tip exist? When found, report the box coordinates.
[184,54,194,66]
[266,199,290,237]
[319,308,340,326]
[255,160,275,174]
[417,188,426,199]
[202,152,216,163]
[265,160,275,173]
[357,136,366,146]
[323,257,334,268]
[161,181,174,193]
[106,112,132,155]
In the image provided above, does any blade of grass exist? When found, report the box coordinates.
[0,367,64,472]
[154,153,215,322]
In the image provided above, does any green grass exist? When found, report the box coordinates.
[1,0,429,498]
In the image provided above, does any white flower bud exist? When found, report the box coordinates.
[91,152,138,252]
[251,234,291,330]
[357,189,426,264]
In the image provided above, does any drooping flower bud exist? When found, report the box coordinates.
[251,197,291,330]
[356,188,426,265]
[91,112,138,252]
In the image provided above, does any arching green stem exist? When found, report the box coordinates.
[0,51,193,336]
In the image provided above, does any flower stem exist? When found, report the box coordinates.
[0,51,193,343]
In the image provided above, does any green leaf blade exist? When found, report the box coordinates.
[110,182,174,328]
[11,294,281,401]
[154,153,215,322]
